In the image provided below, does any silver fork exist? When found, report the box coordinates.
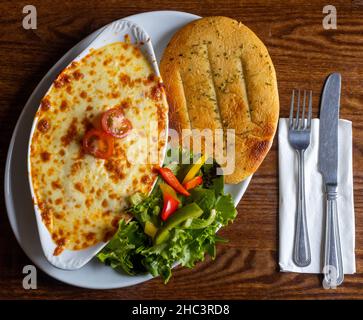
[288,89,313,267]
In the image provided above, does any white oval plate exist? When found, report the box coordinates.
[27,19,168,270]
[5,10,252,289]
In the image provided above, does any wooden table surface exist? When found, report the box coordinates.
[1,0,363,300]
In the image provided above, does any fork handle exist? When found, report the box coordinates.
[323,185,344,288]
[293,150,311,267]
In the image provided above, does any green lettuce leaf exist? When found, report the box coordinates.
[97,220,148,275]
[215,194,237,224]
[187,188,216,213]
[127,191,162,227]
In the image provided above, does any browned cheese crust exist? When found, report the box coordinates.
[160,16,279,183]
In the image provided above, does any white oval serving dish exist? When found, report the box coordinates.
[26,19,168,270]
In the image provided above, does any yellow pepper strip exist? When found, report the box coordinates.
[182,154,207,184]
[159,182,178,200]
[144,221,158,238]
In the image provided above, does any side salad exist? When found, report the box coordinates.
[98,151,237,283]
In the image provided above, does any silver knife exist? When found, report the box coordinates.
[318,72,343,287]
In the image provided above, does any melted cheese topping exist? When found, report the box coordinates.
[30,42,167,255]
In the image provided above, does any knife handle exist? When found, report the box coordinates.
[293,150,311,267]
[323,185,344,288]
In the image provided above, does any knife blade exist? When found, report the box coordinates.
[318,73,340,184]
[318,72,343,288]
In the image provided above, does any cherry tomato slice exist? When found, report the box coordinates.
[83,129,114,159]
[101,107,132,138]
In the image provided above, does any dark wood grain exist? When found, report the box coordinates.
[1,0,363,300]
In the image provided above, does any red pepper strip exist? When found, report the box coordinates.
[183,176,203,191]
[157,167,190,196]
[160,193,180,221]
[160,183,180,221]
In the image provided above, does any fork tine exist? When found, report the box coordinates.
[300,90,306,129]
[295,90,300,129]
[307,90,312,128]
[289,90,295,128]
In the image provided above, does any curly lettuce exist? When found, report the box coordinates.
[97,157,237,283]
